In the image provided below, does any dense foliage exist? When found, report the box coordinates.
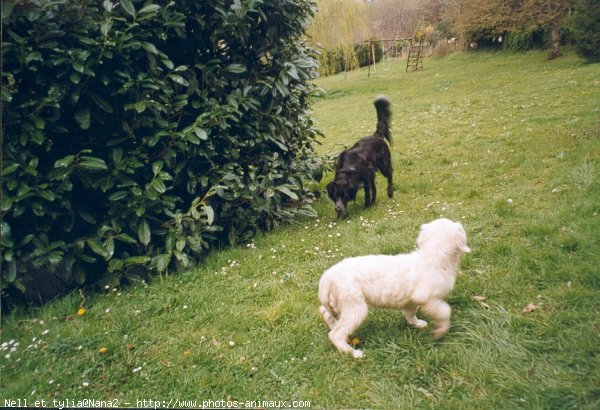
[1,0,321,305]
[570,0,600,63]
[317,41,383,76]
[504,28,550,52]
[437,0,575,58]
[355,41,384,68]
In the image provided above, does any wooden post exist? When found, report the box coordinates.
[367,40,371,78]
[371,40,376,73]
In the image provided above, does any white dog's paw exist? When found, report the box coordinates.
[413,319,428,329]
[351,349,364,359]
[430,327,449,340]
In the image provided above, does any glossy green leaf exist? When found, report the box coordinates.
[3,260,17,283]
[138,219,151,246]
[1,163,19,176]
[150,178,166,194]
[124,256,151,265]
[74,106,91,130]
[156,253,171,272]
[79,156,108,171]
[112,148,123,164]
[203,205,214,225]
[141,42,158,55]
[54,155,75,168]
[194,128,208,141]
[90,93,113,113]
[276,186,298,200]
[225,64,247,73]
[138,4,160,14]
[87,238,109,259]
[152,161,163,174]
[114,233,137,245]
[120,0,135,17]
[168,74,189,87]
[108,190,128,201]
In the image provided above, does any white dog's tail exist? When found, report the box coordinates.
[318,275,338,326]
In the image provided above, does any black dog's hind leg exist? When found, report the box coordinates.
[380,159,393,198]
[384,169,393,198]
[364,172,376,208]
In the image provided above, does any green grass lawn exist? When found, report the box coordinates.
[2,50,599,408]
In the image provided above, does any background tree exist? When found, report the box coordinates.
[366,0,423,39]
[520,0,576,59]
[443,0,521,45]
[569,0,600,62]
[442,0,574,57]
[308,0,369,75]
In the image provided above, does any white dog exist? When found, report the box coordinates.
[318,218,470,358]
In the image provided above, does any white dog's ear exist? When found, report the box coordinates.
[453,221,470,253]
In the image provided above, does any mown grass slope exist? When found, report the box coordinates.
[2,50,599,408]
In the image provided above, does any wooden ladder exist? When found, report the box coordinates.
[406,39,424,72]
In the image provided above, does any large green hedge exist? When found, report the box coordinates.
[1,0,321,305]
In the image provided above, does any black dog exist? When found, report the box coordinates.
[326,96,393,219]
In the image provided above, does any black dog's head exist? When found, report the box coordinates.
[326,177,358,219]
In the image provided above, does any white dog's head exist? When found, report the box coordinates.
[416,218,471,254]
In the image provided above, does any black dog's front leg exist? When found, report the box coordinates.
[370,175,377,205]
[364,183,372,208]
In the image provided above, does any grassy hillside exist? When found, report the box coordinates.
[2,50,599,408]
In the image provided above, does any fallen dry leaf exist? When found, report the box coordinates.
[416,387,434,400]
[472,295,490,309]
[522,303,538,314]
[349,337,361,347]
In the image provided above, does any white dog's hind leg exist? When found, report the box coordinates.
[422,299,451,339]
[403,307,428,329]
[319,306,337,329]
[328,303,368,358]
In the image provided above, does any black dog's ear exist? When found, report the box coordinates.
[336,151,347,170]
[326,181,336,200]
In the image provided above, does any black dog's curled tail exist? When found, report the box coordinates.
[373,95,392,145]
